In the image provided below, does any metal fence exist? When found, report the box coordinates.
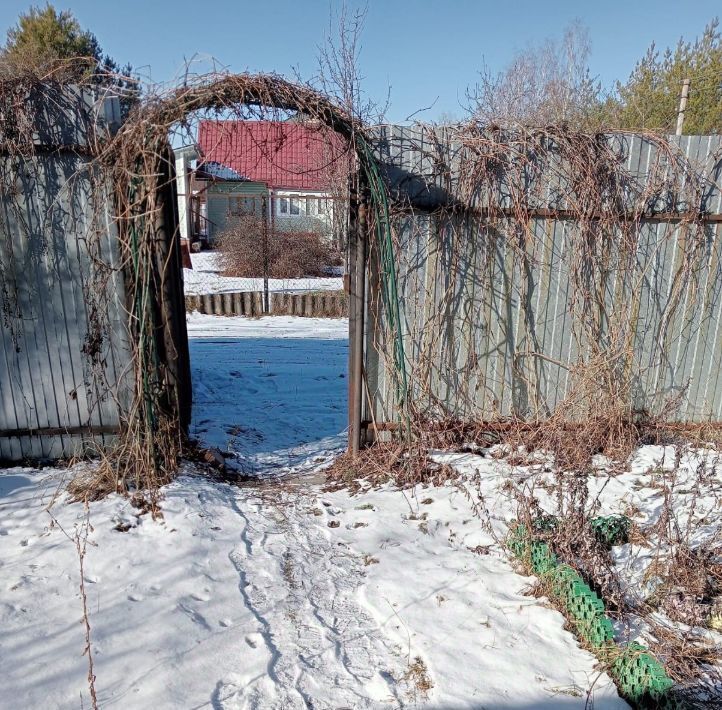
[0,87,132,460]
[0,85,189,462]
[363,127,722,428]
[5,100,722,461]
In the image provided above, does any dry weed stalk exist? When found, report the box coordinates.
[75,500,99,710]
[401,656,434,703]
[46,498,99,710]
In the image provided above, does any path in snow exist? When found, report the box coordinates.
[186,315,406,706]
[207,481,406,709]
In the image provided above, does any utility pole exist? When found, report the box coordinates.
[676,78,690,136]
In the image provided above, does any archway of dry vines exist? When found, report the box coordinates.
[1,70,406,499]
[89,73,379,498]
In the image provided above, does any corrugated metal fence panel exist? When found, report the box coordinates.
[365,127,722,426]
[0,89,132,460]
[372,127,722,212]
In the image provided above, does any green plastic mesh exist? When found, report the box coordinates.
[516,515,631,549]
[507,521,677,704]
[591,515,631,548]
[550,565,614,647]
[507,524,531,559]
[530,541,558,575]
[612,642,677,706]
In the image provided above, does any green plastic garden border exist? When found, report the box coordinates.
[507,523,679,708]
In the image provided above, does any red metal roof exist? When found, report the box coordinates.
[197,120,347,191]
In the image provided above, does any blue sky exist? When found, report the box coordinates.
[0,0,718,122]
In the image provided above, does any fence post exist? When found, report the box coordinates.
[262,195,270,313]
[232,292,242,315]
[348,180,367,457]
[676,79,691,136]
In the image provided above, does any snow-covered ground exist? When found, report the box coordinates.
[0,314,640,709]
[184,251,343,296]
[187,313,348,477]
[0,465,627,709]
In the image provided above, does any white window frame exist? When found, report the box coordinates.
[275,192,331,218]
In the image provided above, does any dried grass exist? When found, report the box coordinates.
[326,442,456,491]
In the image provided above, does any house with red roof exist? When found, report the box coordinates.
[189,119,348,245]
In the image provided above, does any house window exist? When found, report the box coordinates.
[230,196,256,216]
[276,195,310,217]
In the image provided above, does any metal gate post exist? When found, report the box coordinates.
[348,185,367,457]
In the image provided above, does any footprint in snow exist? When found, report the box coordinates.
[192,588,212,602]
[244,634,261,648]
[178,600,212,630]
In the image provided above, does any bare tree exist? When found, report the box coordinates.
[310,2,390,251]
[314,1,387,124]
[469,21,602,129]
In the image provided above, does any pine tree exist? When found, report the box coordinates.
[0,4,138,118]
[609,19,722,134]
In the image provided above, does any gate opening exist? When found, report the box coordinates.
[171,104,356,476]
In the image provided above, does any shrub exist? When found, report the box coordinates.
[216,217,341,279]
